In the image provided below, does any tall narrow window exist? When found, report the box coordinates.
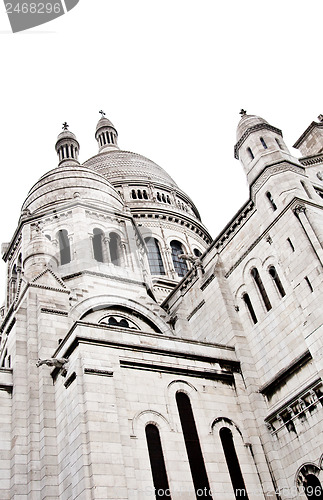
[260,137,267,149]
[219,428,249,499]
[131,189,137,199]
[93,228,104,263]
[305,276,313,293]
[145,238,165,275]
[242,293,258,324]
[109,232,121,266]
[247,147,254,160]
[176,392,212,499]
[251,268,272,311]
[145,424,171,499]
[266,192,277,211]
[268,266,285,298]
[170,241,188,277]
[304,474,323,499]
[287,238,295,252]
[58,229,71,265]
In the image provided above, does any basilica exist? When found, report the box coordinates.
[0,111,322,499]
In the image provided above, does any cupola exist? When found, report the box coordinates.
[95,110,119,152]
[55,122,80,166]
[234,110,297,184]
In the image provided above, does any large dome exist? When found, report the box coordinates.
[22,164,124,214]
[83,150,178,188]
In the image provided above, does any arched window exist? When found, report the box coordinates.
[145,238,165,275]
[266,192,277,211]
[268,266,285,298]
[93,228,104,263]
[304,474,323,499]
[131,189,137,199]
[145,424,171,499]
[137,190,143,199]
[170,241,188,277]
[242,293,258,324]
[58,229,71,265]
[219,428,249,499]
[247,147,254,160]
[193,248,202,257]
[157,192,161,201]
[109,232,122,266]
[260,137,267,149]
[251,268,272,311]
[176,392,212,499]
[143,190,148,200]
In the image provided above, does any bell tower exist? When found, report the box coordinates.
[234,110,298,184]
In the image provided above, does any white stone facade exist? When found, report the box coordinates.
[0,113,322,499]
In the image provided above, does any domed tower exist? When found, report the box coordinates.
[84,113,212,301]
[55,122,80,166]
[234,110,297,185]
[95,111,119,153]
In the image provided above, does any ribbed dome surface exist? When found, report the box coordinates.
[56,130,77,141]
[22,165,124,213]
[96,117,117,133]
[236,114,269,141]
[83,150,178,187]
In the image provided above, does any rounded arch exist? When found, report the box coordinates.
[170,239,188,277]
[210,417,244,439]
[242,257,262,282]
[131,409,173,438]
[296,463,322,492]
[70,295,171,334]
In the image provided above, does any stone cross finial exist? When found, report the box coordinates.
[317,114,323,122]
[62,122,69,130]
[240,109,247,116]
[99,110,106,117]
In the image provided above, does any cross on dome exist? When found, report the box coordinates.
[240,109,247,116]
[99,110,106,118]
[62,122,69,130]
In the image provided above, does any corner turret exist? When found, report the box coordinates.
[234,110,298,184]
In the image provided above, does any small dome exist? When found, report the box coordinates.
[56,129,77,141]
[22,165,124,214]
[96,116,117,134]
[236,114,269,142]
[84,150,178,188]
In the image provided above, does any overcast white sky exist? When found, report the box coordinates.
[0,0,322,302]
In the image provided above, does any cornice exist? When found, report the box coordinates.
[293,121,323,148]
[299,153,323,166]
[234,123,283,159]
[250,160,305,195]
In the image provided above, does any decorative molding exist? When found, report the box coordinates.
[64,372,76,389]
[200,273,215,291]
[234,123,283,159]
[293,121,323,149]
[259,350,312,397]
[62,270,144,286]
[293,204,306,216]
[120,359,234,383]
[214,201,255,251]
[187,300,205,321]
[84,367,114,377]
[251,162,305,195]
[299,154,323,166]
[40,308,68,316]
